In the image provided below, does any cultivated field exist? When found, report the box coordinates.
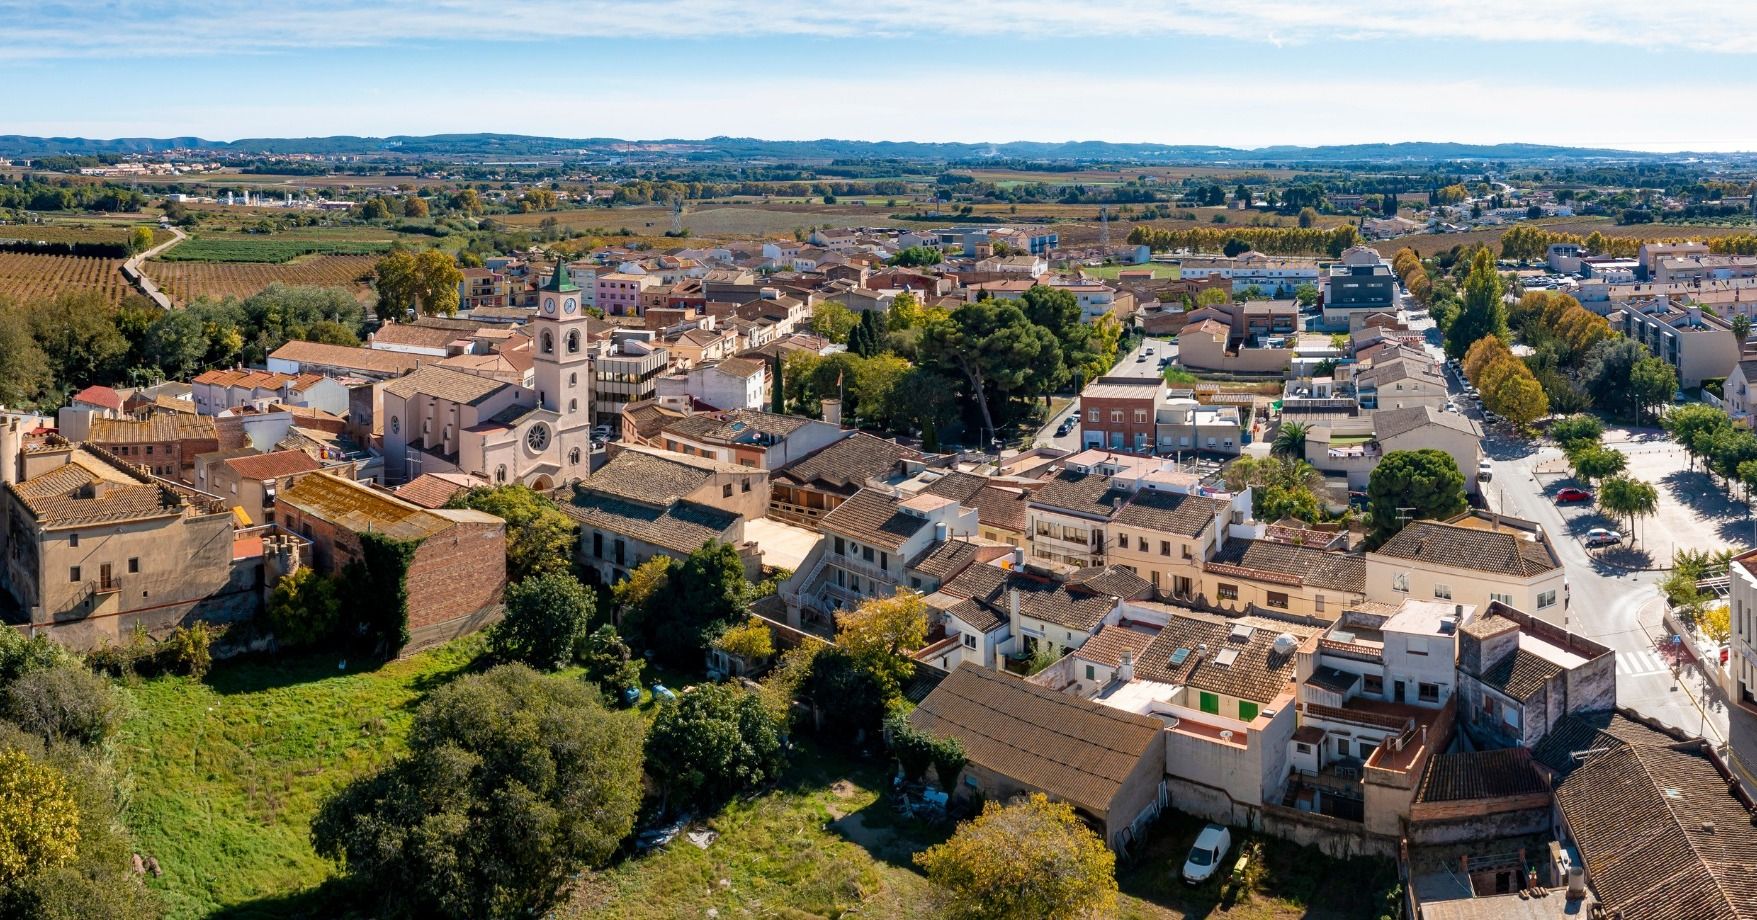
[149,254,378,303]
[0,222,171,247]
[0,252,131,304]
[157,237,392,263]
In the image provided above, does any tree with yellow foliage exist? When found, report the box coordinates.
[915,793,1118,920]
[1463,336,1512,383]
[0,748,80,885]
[835,591,927,692]
[712,617,775,665]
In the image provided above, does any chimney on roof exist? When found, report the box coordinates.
[1009,587,1020,622]
[820,398,842,427]
[1118,648,1136,682]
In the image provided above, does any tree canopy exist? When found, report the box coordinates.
[489,572,597,670]
[312,664,645,919]
[914,794,1118,920]
[645,683,783,809]
[1366,449,1468,547]
[445,484,576,582]
[1443,249,1508,359]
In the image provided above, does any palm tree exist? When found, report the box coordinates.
[1271,422,1308,460]
[1735,313,1753,346]
[1599,475,1659,546]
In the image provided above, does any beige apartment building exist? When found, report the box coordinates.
[0,441,260,647]
[1364,512,1567,624]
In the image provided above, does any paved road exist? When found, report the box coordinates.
[123,224,187,309]
[1031,337,1177,451]
[1477,401,1728,746]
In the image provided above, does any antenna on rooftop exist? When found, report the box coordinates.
[1395,506,1418,526]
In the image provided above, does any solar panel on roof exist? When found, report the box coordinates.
[1215,648,1240,667]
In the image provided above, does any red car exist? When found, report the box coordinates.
[1555,487,1594,503]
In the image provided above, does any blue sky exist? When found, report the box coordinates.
[5,0,1755,151]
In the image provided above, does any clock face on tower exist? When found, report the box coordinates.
[563,297,577,314]
[525,422,551,453]
[543,297,557,315]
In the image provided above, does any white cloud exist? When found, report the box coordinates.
[2,0,1756,60]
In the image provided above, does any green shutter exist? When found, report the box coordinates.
[1200,692,1220,714]
[1239,700,1259,721]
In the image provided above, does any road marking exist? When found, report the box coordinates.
[1617,646,1672,678]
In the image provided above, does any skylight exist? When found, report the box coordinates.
[1215,648,1240,667]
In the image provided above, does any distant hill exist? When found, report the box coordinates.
[0,134,1739,164]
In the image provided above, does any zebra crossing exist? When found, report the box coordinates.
[1616,646,1674,679]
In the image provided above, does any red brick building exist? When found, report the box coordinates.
[276,471,507,650]
[87,414,225,482]
[1079,377,1162,452]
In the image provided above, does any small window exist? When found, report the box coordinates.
[722,484,733,498]
[128,558,139,574]
[741,479,751,493]
[834,537,846,556]
[1266,592,1289,609]
[1363,674,1384,695]
[1538,590,1557,609]
[68,533,78,548]
[1392,573,1409,593]
[1218,583,1238,601]
[863,546,875,563]
[1490,592,1513,605]
[1109,409,1123,423]
[69,566,81,582]
[1085,664,1096,680]
[1418,683,1441,703]
[1160,540,1171,556]
[1433,583,1452,600]
[1137,536,1148,551]
[145,445,154,455]
[963,633,976,649]
[1295,742,1312,754]
[1239,700,1259,721]
[1407,636,1429,656]
[1199,691,1220,714]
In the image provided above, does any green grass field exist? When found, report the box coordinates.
[116,634,1397,920]
[1083,262,1182,280]
[157,237,395,263]
[114,639,486,919]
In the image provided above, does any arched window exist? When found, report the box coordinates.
[495,464,507,483]
[566,329,580,353]
[568,447,581,465]
[541,331,554,354]
[568,398,577,413]
[568,372,577,387]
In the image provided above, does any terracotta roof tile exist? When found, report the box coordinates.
[1373,521,1559,579]
[223,450,320,481]
[908,665,1163,817]
[1416,748,1547,803]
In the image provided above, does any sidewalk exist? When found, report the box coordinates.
[1639,596,1729,745]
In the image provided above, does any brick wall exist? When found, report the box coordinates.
[404,520,505,632]
[277,507,506,638]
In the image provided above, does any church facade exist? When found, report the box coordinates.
[380,260,593,490]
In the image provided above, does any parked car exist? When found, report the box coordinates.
[1477,460,1494,481]
[591,424,613,440]
[1584,528,1624,547]
[1182,823,1233,885]
[1136,355,1147,363]
[1555,487,1594,503]
[1057,418,1076,436]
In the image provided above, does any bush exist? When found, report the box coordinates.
[646,683,783,809]
[4,665,119,747]
[488,572,596,670]
[0,631,74,687]
[266,568,342,649]
[85,625,218,680]
[887,713,966,791]
[312,664,645,919]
